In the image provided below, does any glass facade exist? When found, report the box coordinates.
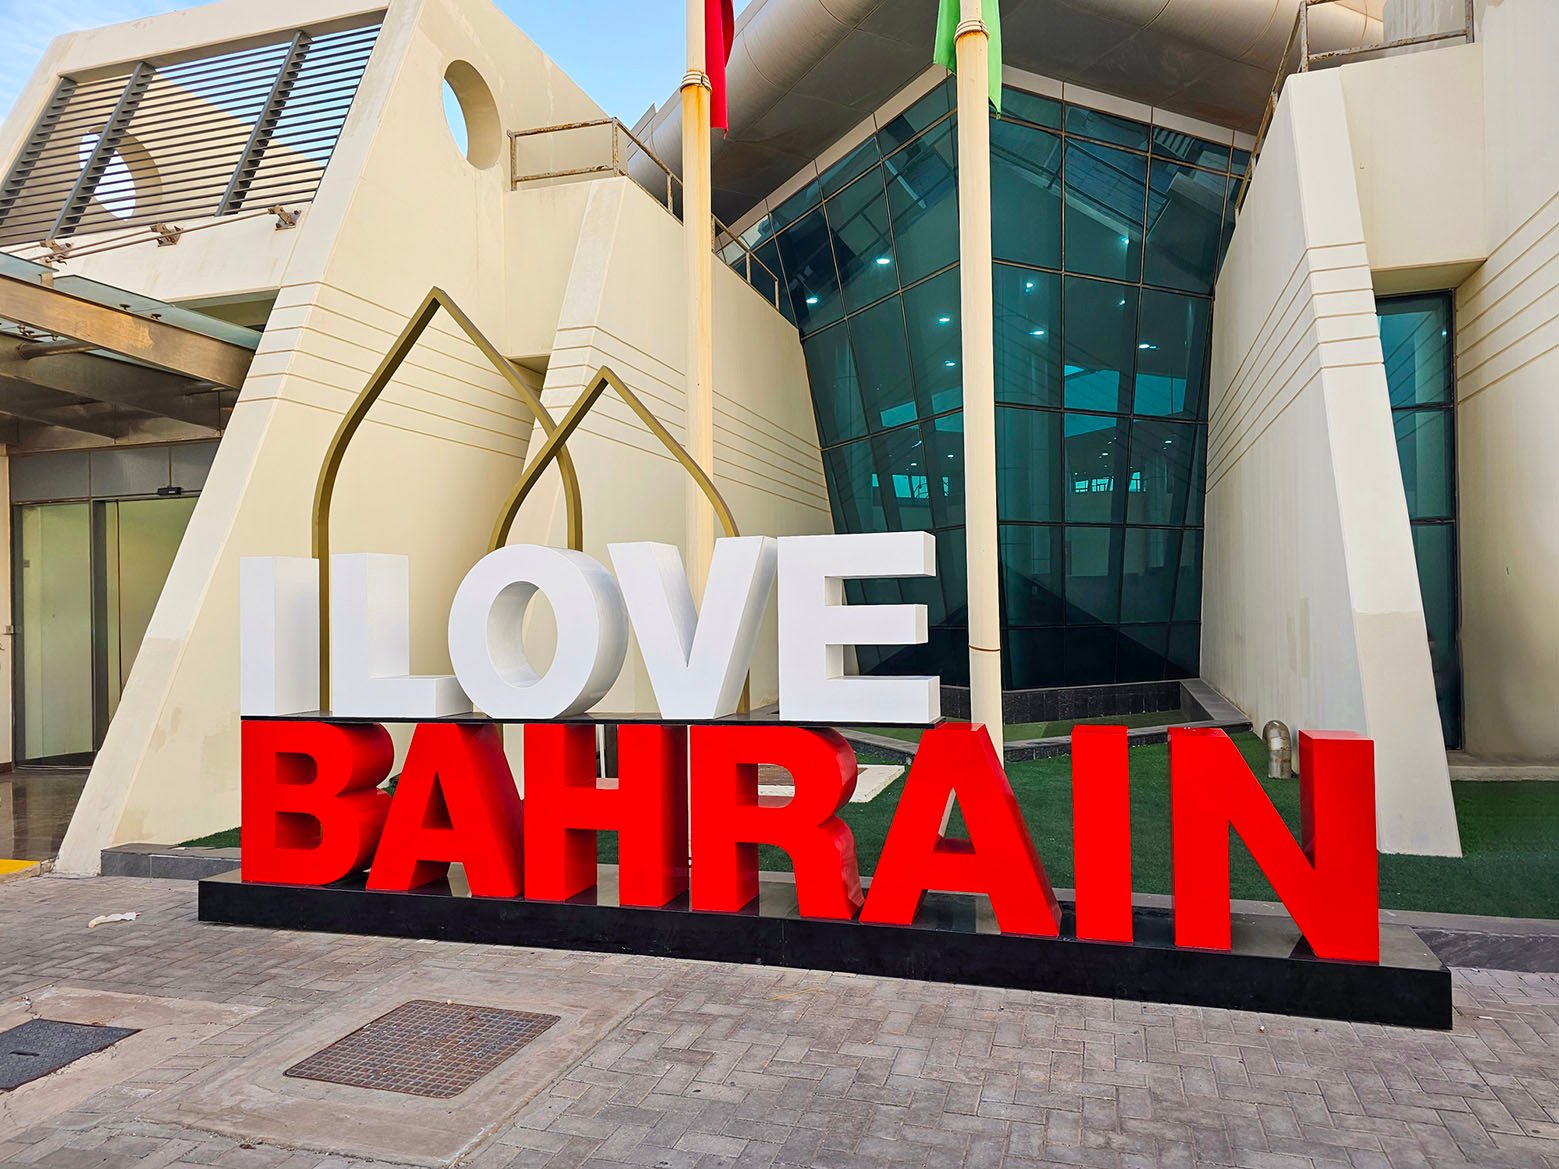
[1378,294,1461,749]
[729,81,1238,687]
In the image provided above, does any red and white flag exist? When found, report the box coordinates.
[707,0,736,130]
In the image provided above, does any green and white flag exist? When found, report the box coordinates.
[933,0,1004,113]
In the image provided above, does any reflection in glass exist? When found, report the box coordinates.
[803,322,865,446]
[1000,523,1063,626]
[903,268,963,415]
[827,171,898,313]
[849,296,918,431]
[1064,140,1146,282]
[1393,409,1454,520]
[994,266,1061,407]
[884,119,958,286]
[1065,526,1121,624]
[1134,290,1210,417]
[992,119,1062,270]
[1144,162,1227,294]
[1064,413,1127,525]
[1064,277,1137,413]
[997,407,1060,523]
[776,207,842,333]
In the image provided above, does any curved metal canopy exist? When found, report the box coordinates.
[634,0,1382,223]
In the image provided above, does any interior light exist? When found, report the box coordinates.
[937,315,952,325]
[1024,281,1036,291]
[944,359,957,368]
[805,295,820,305]
[1030,328,1047,337]
[1138,343,1157,350]
[1119,236,1130,245]
[875,256,893,266]
[1118,298,1127,307]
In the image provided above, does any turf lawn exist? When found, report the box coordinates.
[185,731,1559,919]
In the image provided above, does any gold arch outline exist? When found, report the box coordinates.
[312,287,582,709]
[311,289,742,712]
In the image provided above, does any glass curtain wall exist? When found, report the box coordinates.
[729,82,1242,687]
[1377,294,1461,749]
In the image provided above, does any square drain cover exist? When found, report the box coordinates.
[0,1019,137,1090]
[284,1000,560,1099]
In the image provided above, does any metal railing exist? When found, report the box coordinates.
[508,118,784,312]
[1237,0,1476,211]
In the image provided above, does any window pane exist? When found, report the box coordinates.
[802,322,865,446]
[849,296,919,431]
[775,207,842,333]
[1065,104,1149,151]
[1063,625,1117,683]
[820,136,881,195]
[1002,87,1061,129]
[822,438,882,533]
[1379,295,1452,406]
[1064,277,1137,413]
[1000,524,1064,626]
[1151,128,1231,172]
[1121,527,1181,622]
[1126,419,1198,526]
[1174,529,1203,622]
[991,119,1062,270]
[928,413,964,527]
[997,407,1061,523]
[752,238,790,322]
[1394,408,1454,520]
[994,266,1061,407]
[937,526,968,625]
[1064,524,1121,624]
[1006,627,1065,688]
[1411,523,1460,746]
[1167,623,1200,675]
[878,80,953,154]
[903,269,963,415]
[1134,290,1211,417]
[1064,413,1128,524]
[1231,148,1251,176]
[1064,141,1146,281]
[827,171,898,313]
[1144,162,1228,294]
[1116,624,1170,682]
[771,178,821,230]
[884,119,958,286]
[871,421,936,531]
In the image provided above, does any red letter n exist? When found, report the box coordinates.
[241,720,393,886]
[689,725,861,918]
[861,724,1060,936]
[524,724,689,907]
[1171,728,1378,961]
[367,723,524,897]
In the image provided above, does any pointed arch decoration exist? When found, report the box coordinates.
[310,289,741,713]
[311,287,582,709]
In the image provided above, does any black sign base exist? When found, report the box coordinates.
[198,869,1451,1030]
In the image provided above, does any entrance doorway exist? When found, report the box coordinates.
[15,493,197,763]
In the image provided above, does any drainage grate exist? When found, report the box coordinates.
[0,1019,138,1090]
[283,1000,560,1099]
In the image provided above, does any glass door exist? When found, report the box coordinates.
[17,503,95,763]
[15,495,197,762]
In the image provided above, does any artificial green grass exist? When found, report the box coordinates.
[852,710,1182,744]
[182,731,1559,919]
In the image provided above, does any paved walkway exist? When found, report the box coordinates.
[0,875,1556,1169]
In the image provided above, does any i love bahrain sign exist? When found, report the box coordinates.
[235,530,1382,966]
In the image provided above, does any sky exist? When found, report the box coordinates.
[0,0,757,129]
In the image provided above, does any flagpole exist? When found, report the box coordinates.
[953,0,1004,760]
[683,0,717,601]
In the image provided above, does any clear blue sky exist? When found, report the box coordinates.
[0,0,756,128]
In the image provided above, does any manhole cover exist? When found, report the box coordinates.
[0,1019,137,1090]
[283,1000,560,1099]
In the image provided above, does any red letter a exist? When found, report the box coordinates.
[689,725,862,918]
[367,723,525,897]
[1171,728,1378,961]
[242,720,393,886]
[861,724,1060,936]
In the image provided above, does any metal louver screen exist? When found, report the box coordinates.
[0,19,382,248]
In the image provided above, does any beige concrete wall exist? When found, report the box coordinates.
[1454,0,1559,759]
[1202,69,1460,856]
[511,178,831,714]
[49,0,822,870]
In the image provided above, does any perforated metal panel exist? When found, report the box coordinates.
[0,18,382,246]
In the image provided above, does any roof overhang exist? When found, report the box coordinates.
[635,0,1382,224]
